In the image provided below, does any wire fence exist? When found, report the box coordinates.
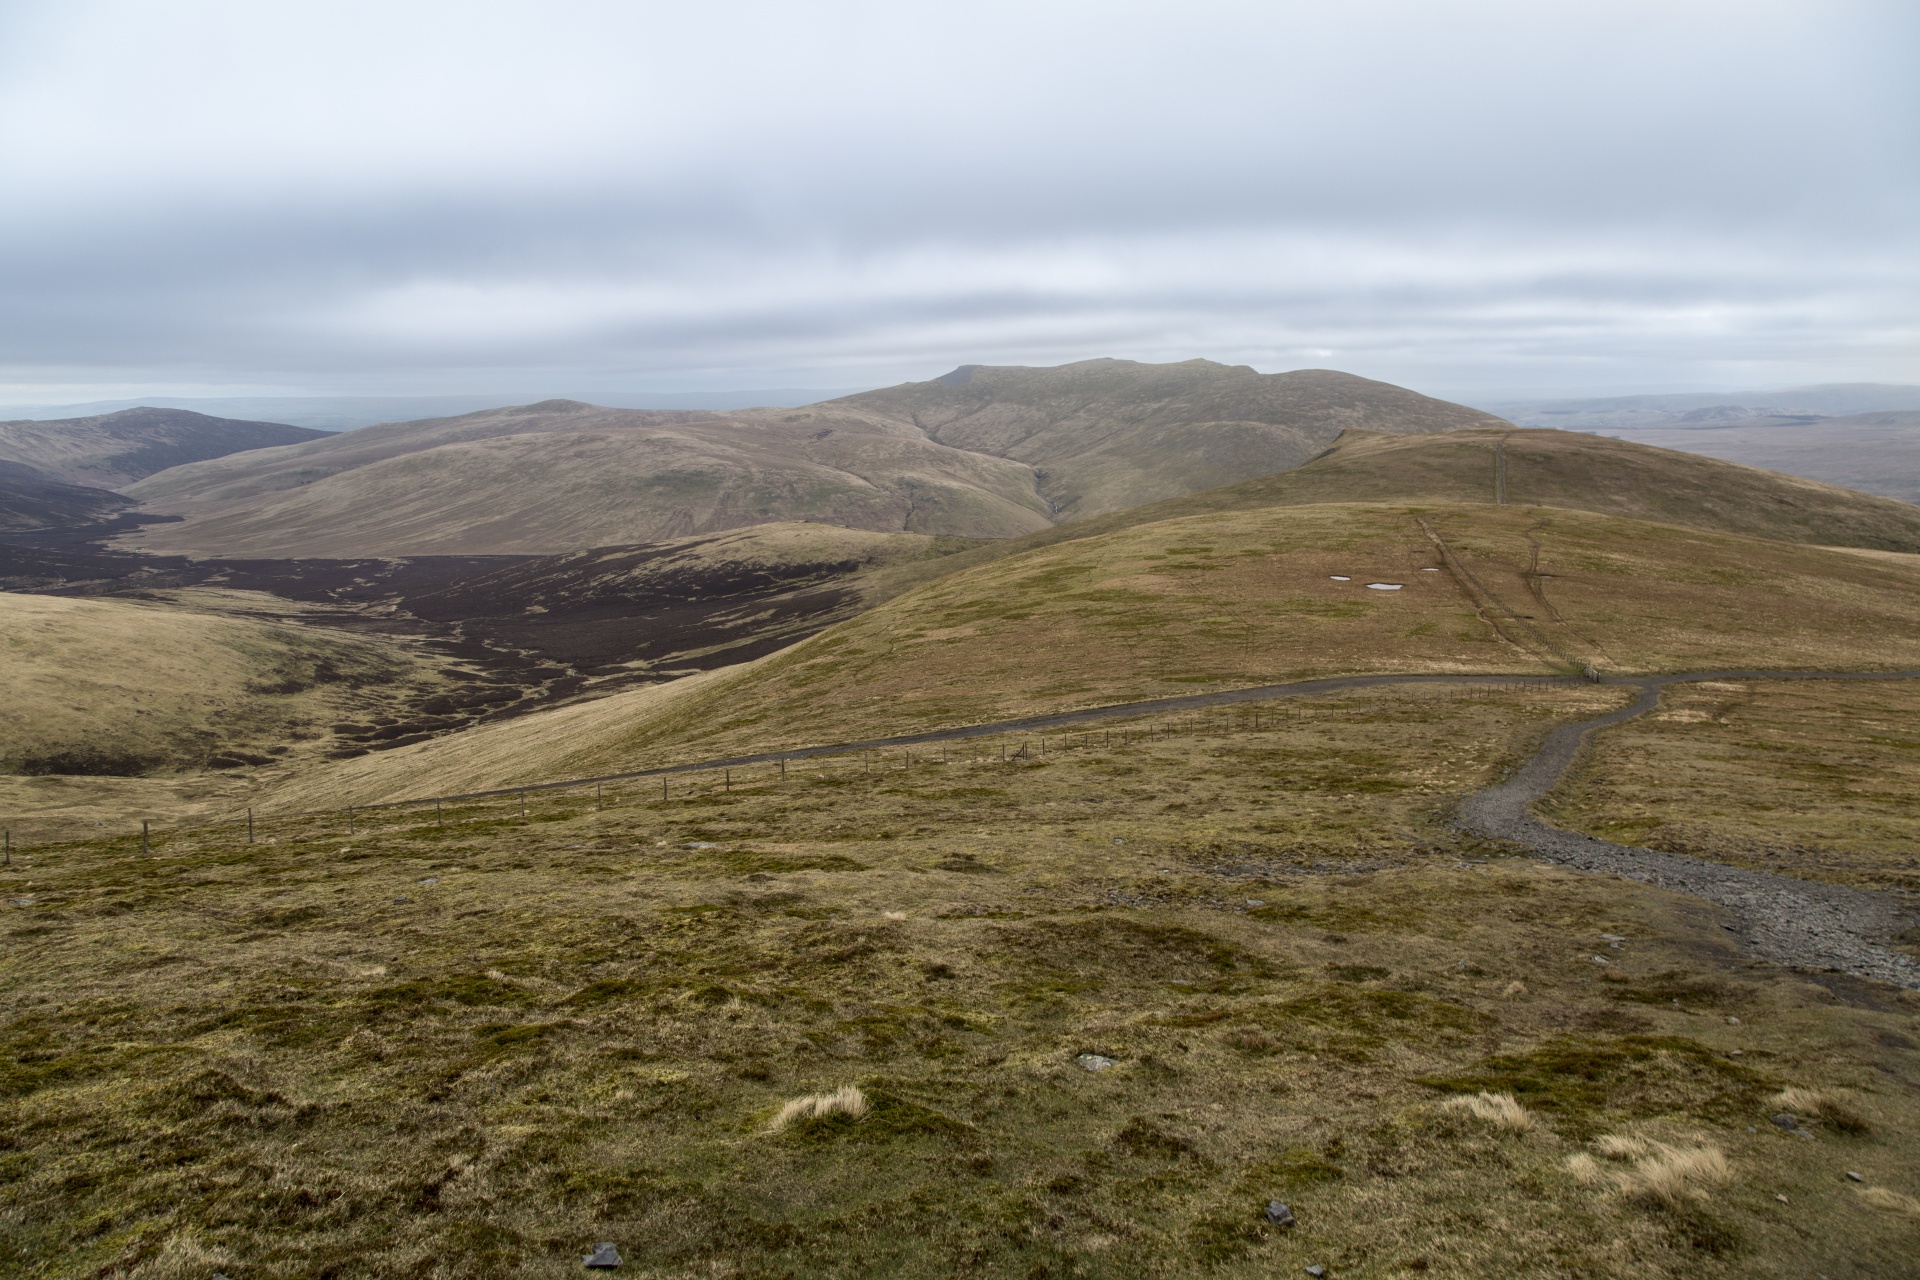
[3,675,1590,859]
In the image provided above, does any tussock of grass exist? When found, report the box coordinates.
[1570,1135,1732,1207]
[767,1084,870,1132]
[1770,1086,1872,1134]
[1857,1186,1920,1217]
[1441,1091,1535,1131]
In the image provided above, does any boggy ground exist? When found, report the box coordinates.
[5,684,1918,1279]
[1543,679,1920,898]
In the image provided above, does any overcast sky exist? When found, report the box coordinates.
[0,0,1914,402]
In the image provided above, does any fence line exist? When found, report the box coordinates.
[7,672,1593,852]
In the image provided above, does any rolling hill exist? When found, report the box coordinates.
[271,495,1920,807]
[0,591,454,780]
[828,360,1508,520]
[0,459,133,532]
[0,406,327,489]
[117,363,1507,557]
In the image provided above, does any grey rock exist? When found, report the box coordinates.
[1265,1200,1295,1227]
[1305,1268,1327,1278]
[1771,1113,1799,1130]
[1846,1170,1865,1182]
[1076,1053,1117,1072]
[584,1242,623,1268]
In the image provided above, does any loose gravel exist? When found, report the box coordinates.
[1458,671,1920,989]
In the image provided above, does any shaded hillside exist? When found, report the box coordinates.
[0,406,327,488]
[0,460,132,532]
[1595,411,1920,507]
[118,363,1508,557]
[276,500,1920,805]
[122,400,1052,555]
[0,591,457,779]
[833,360,1509,520]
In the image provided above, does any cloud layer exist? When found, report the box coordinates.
[2,0,1914,399]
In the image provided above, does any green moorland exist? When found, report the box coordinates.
[276,498,1920,809]
[7,683,1919,1278]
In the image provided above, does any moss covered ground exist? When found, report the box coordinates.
[6,684,1918,1278]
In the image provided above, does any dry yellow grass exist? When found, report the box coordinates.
[1572,1135,1733,1206]
[0,592,447,786]
[1441,1091,1535,1131]
[767,1085,870,1132]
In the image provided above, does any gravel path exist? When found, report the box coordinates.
[1457,671,1920,989]
[366,664,1920,987]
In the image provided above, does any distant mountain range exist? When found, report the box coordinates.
[1478,381,1920,427]
[0,389,870,432]
[115,360,1508,557]
[0,406,327,489]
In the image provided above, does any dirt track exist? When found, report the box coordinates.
[396,666,1920,988]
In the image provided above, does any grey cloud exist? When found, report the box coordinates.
[0,0,1913,399]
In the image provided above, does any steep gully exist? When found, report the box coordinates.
[386,667,1920,990]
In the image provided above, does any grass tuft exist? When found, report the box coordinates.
[767,1083,870,1132]
[1441,1091,1535,1131]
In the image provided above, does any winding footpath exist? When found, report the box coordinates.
[1456,670,1920,990]
[388,667,1920,988]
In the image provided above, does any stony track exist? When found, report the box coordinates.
[375,666,1920,988]
[1456,671,1920,989]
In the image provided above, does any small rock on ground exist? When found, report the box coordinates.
[584,1242,623,1268]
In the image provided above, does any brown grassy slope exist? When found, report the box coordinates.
[274,500,1920,806]
[0,592,450,780]
[10,686,1918,1279]
[0,407,325,488]
[832,360,1509,521]
[920,428,1920,560]
[1542,678,1920,895]
[121,402,1053,556]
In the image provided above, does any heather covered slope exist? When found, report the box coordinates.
[832,360,1509,521]
[0,406,326,488]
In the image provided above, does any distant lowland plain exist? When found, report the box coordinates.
[4,360,1920,1278]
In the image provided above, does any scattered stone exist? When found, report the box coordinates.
[1305,1267,1328,1278]
[1726,1016,1740,1025]
[393,896,411,904]
[1599,933,1626,943]
[1846,1171,1865,1182]
[1246,899,1265,907]
[583,1242,623,1268]
[1771,1113,1799,1130]
[1264,1200,1295,1227]
[685,842,719,849]
[1076,1053,1117,1072]
[1775,1193,1789,1204]
[1589,955,1610,965]
[418,877,437,885]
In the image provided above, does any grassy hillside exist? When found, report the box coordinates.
[272,499,1920,807]
[0,407,325,489]
[0,592,452,785]
[123,404,1052,556]
[9,682,1917,1277]
[965,428,1920,556]
[0,460,131,532]
[833,360,1510,521]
